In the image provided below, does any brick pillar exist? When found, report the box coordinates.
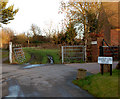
[91,43,98,62]
[90,37,103,62]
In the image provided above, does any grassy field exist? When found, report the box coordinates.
[73,69,120,98]
[23,47,61,64]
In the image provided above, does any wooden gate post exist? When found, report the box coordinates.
[99,46,104,75]
[9,42,12,64]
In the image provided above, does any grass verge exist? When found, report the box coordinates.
[73,69,120,98]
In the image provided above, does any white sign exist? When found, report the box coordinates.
[98,57,113,64]
[91,41,97,45]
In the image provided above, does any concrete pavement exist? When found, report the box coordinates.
[1,62,118,97]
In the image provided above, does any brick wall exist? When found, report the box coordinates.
[111,29,120,46]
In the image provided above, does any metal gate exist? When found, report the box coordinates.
[99,46,119,61]
[62,45,85,63]
[9,42,25,63]
[99,39,119,61]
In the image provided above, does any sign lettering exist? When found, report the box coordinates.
[98,57,113,64]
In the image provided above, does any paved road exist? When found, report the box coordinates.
[1,62,118,98]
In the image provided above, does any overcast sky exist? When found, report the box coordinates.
[2,0,118,35]
[2,0,65,35]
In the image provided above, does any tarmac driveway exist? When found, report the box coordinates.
[1,62,118,97]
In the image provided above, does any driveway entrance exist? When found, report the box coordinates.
[1,62,118,97]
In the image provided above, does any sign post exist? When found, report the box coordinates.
[98,57,113,76]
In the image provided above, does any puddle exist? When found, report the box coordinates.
[23,56,54,69]
[5,79,24,98]
[3,79,40,98]
[23,64,45,69]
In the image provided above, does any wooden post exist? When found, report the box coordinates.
[110,64,112,76]
[62,46,64,64]
[99,46,104,75]
[99,46,103,56]
[101,64,104,75]
[9,42,12,64]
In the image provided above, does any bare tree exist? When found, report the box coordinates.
[59,1,101,41]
